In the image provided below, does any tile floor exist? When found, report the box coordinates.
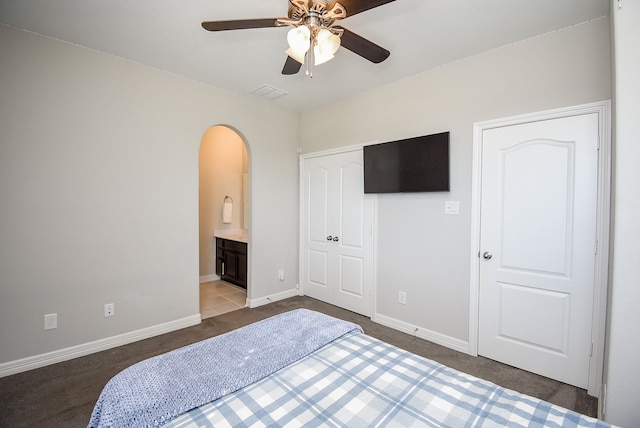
[199,280,247,319]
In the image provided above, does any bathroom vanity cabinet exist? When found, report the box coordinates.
[215,238,247,289]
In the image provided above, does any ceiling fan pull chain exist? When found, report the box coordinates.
[306,32,315,77]
[306,55,313,77]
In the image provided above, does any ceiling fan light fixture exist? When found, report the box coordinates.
[287,26,341,67]
[202,0,395,76]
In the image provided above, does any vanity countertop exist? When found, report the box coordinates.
[214,229,248,243]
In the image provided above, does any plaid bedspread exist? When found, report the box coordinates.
[165,332,611,428]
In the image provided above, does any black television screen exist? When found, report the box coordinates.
[363,132,449,193]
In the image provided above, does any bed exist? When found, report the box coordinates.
[89,309,612,427]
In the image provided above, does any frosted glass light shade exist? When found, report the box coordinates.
[313,46,334,65]
[316,29,340,55]
[285,47,306,64]
[287,26,311,54]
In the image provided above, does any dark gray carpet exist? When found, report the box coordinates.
[0,296,597,427]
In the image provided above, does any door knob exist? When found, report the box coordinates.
[333,236,339,242]
[482,251,493,260]
[326,236,333,241]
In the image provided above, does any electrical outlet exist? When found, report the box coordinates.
[44,313,57,330]
[104,303,115,318]
[398,291,406,305]
[278,269,285,281]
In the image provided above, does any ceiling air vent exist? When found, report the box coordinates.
[250,84,288,100]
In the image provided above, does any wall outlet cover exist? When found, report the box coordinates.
[44,313,57,330]
[104,303,115,317]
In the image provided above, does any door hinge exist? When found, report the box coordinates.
[594,240,599,255]
[597,135,601,150]
[589,342,594,357]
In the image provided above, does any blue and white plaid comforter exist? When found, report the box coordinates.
[165,332,611,428]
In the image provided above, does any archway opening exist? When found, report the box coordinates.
[198,125,249,319]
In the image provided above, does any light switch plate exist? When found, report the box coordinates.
[398,291,406,305]
[445,201,460,215]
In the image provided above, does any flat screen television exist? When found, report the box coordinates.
[363,131,450,193]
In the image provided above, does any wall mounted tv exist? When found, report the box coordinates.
[363,131,450,194]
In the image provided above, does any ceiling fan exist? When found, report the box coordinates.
[202,0,395,77]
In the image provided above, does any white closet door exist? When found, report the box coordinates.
[302,150,372,316]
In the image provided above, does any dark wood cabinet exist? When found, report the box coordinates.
[216,238,247,289]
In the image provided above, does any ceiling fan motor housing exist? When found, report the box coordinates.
[288,0,347,28]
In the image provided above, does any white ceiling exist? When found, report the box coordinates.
[0,0,609,112]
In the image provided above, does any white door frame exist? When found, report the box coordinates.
[469,101,611,398]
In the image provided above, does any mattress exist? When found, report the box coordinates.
[89,310,612,428]
[166,332,610,427]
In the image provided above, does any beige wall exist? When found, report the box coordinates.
[605,1,640,425]
[300,18,612,345]
[0,25,300,368]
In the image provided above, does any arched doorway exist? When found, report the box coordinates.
[198,125,249,319]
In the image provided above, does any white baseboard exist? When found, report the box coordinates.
[200,274,220,283]
[373,312,471,355]
[0,314,202,378]
[247,288,300,308]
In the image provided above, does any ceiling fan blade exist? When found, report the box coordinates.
[334,0,396,17]
[335,26,390,64]
[201,18,280,31]
[282,56,303,75]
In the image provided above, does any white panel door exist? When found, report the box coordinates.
[302,150,372,316]
[304,161,332,303]
[478,113,599,388]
